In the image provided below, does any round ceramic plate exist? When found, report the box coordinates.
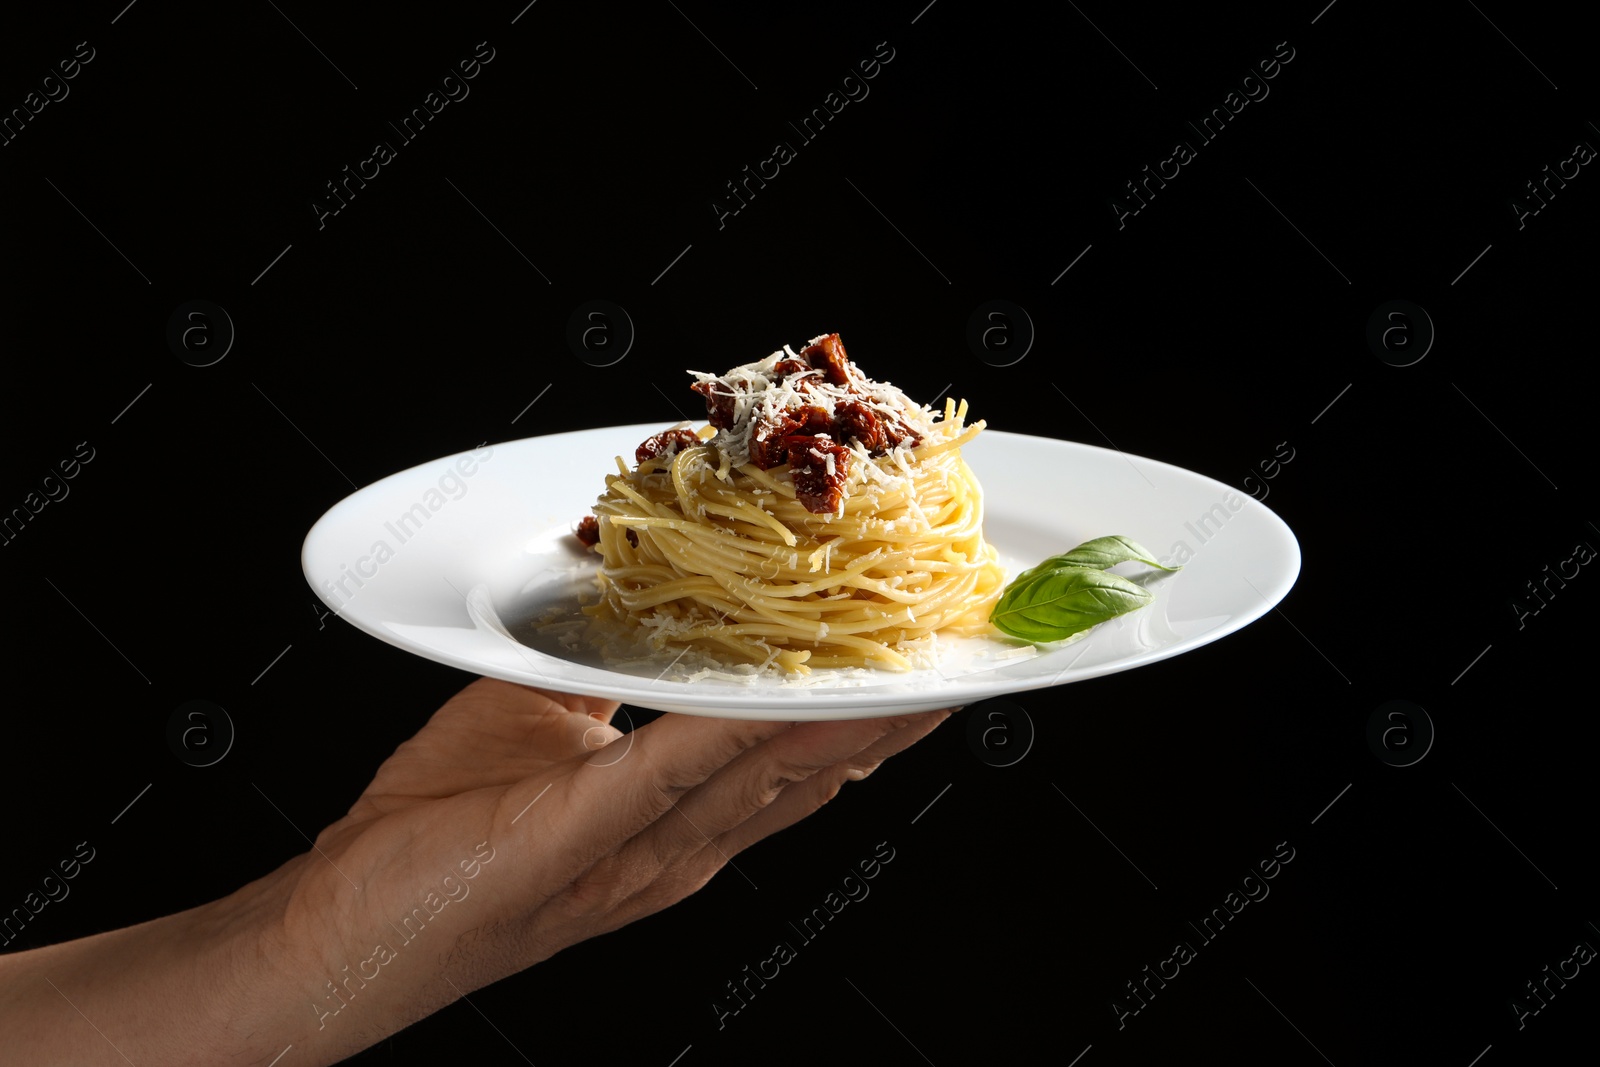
[302,425,1299,719]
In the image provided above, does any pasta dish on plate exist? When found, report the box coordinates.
[571,333,1005,673]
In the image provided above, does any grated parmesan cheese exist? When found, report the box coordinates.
[687,335,941,489]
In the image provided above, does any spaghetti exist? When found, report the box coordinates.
[577,334,1005,672]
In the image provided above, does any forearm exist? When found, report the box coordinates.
[0,855,381,1067]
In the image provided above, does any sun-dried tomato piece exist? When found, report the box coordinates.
[785,436,852,514]
[835,399,886,453]
[891,416,923,449]
[801,404,832,433]
[691,379,740,429]
[635,428,701,464]
[749,406,831,469]
[801,333,855,386]
[575,515,600,546]
[773,356,811,378]
[751,413,804,469]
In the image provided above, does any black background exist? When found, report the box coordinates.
[2,2,1594,1064]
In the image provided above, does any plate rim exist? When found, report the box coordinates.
[302,425,1301,716]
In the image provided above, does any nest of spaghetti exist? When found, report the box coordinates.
[574,333,1005,674]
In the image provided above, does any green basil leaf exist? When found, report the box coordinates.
[1002,535,1178,595]
[990,566,1153,642]
[990,535,1179,643]
[1043,535,1179,572]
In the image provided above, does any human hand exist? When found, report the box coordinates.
[0,678,952,1065]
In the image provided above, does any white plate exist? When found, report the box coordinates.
[302,425,1299,719]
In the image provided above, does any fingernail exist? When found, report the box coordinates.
[584,724,625,749]
[846,767,871,781]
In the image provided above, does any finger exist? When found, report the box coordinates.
[460,681,627,755]
[517,685,625,756]
[492,715,796,888]
[436,678,618,736]
[646,716,928,851]
[714,708,953,857]
[496,713,893,925]
[603,710,949,892]
[527,686,623,726]
[587,713,799,798]
[466,678,622,735]
[551,709,953,939]
[535,700,626,757]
